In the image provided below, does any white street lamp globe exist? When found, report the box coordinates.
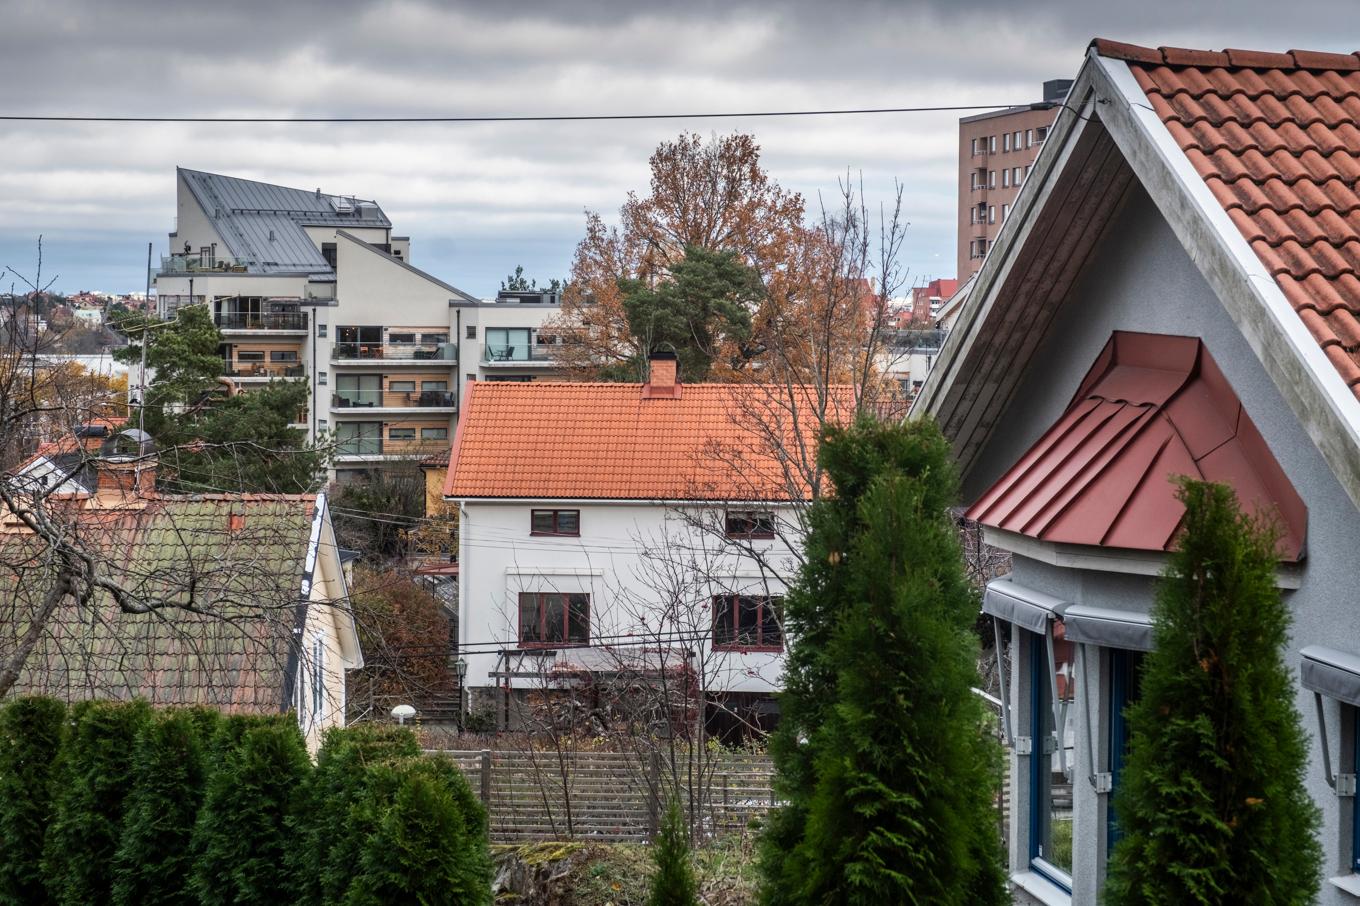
[390,704,417,725]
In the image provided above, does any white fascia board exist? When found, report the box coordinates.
[448,497,805,507]
[912,61,1103,422]
[1091,51,1360,511]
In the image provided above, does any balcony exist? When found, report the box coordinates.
[481,343,561,364]
[332,342,457,363]
[335,437,449,459]
[331,390,456,411]
[215,311,308,332]
[159,254,255,275]
[224,363,305,379]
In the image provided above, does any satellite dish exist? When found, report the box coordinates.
[390,704,417,725]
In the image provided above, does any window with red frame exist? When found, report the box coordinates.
[518,592,589,646]
[531,509,580,536]
[724,510,775,539]
[712,595,783,651]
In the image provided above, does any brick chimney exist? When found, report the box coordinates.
[95,458,156,499]
[642,351,680,399]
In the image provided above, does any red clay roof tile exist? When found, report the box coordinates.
[966,332,1305,558]
[1092,39,1360,399]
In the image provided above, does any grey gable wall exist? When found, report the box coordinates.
[966,182,1360,903]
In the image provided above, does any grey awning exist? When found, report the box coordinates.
[981,578,1068,634]
[1062,605,1155,652]
[1300,646,1360,708]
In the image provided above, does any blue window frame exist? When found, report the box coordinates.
[1029,630,1074,890]
[1107,649,1144,855]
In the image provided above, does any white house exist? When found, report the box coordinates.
[444,353,843,735]
[917,38,1360,905]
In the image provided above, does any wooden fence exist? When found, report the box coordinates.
[431,749,776,843]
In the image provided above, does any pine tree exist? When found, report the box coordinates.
[111,709,211,906]
[648,796,698,906]
[290,724,422,905]
[0,696,66,906]
[1105,481,1321,904]
[42,699,151,906]
[760,418,1005,905]
[342,756,493,906]
[189,715,311,906]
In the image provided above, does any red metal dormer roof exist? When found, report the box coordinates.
[965,331,1306,560]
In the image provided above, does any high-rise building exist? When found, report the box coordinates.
[152,168,568,482]
[957,80,1072,280]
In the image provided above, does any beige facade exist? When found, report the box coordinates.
[957,81,1071,281]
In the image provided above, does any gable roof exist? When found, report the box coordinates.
[1094,41,1360,400]
[966,331,1305,559]
[914,39,1360,513]
[1,493,341,712]
[178,168,390,276]
[444,381,849,502]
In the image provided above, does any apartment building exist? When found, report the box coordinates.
[152,168,566,481]
[957,80,1072,280]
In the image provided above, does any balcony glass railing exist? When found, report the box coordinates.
[331,390,457,409]
[335,437,449,458]
[159,254,255,275]
[482,343,561,363]
[331,342,457,362]
[215,311,308,331]
[224,363,305,379]
[336,436,384,456]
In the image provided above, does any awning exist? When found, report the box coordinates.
[1062,605,1155,651]
[981,578,1068,633]
[1300,646,1360,708]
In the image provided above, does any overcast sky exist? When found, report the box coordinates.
[1,0,1356,297]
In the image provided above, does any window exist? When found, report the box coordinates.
[422,332,449,344]
[988,171,996,189]
[1014,130,1022,148]
[318,371,328,385]
[725,510,775,539]
[518,592,589,646]
[713,595,784,651]
[988,205,996,224]
[989,135,997,152]
[336,421,381,455]
[318,323,328,338]
[1029,629,1076,890]
[1014,167,1022,184]
[486,327,532,361]
[970,137,979,155]
[421,427,447,440]
[1107,649,1144,854]
[1002,169,1010,188]
[422,380,448,391]
[388,427,416,440]
[388,380,416,392]
[466,325,477,339]
[1036,126,1048,143]
[321,242,337,269]
[1025,165,1032,180]
[388,332,416,344]
[1002,203,1010,221]
[1026,128,1034,147]
[311,635,325,716]
[237,350,265,362]
[531,509,580,536]
[1003,132,1011,152]
[270,350,298,362]
[336,373,380,407]
[317,418,327,430]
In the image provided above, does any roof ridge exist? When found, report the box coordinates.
[1092,39,1360,73]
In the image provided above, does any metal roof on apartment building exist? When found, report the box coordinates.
[179,167,390,275]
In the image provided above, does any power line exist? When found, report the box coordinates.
[0,103,1030,126]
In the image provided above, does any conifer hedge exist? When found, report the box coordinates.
[0,695,66,906]
[0,701,492,906]
[1105,481,1321,904]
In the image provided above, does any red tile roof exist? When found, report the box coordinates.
[966,332,1306,559]
[1093,39,1360,400]
[444,380,849,501]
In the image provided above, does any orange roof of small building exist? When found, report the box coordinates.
[444,380,850,501]
[1093,39,1360,400]
[966,331,1306,559]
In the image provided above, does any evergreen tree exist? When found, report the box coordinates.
[648,796,698,906]
[0,696,66,906]
[111,709,211,906]
[1105,481,1321,904]
[290,724,422,905]
[42,699,151,906]
[760,418,1005,905]
[342,756,493,906]
[189,715,311,906]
